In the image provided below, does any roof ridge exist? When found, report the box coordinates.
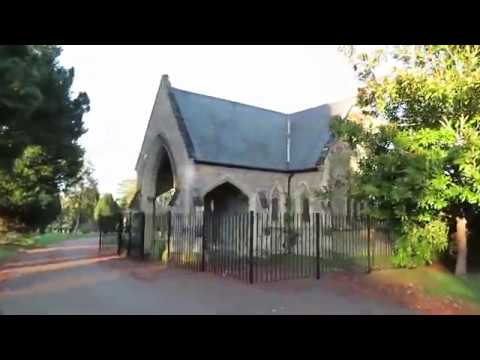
[171,87,288,117]
[172,87,355,118]
[288,96,356,116]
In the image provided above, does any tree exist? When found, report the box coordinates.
[334,45,480,272]
[0,45,90,231]
[94,194,121,234]
[0,145,61,232]
[33,195,62,234]
[117,179,137,209]
[57,161,99,233]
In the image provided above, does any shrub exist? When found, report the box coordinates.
[94,194,121,233]
[393,219,449,268]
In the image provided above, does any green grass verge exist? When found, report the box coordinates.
[373,267,480,306]
[32,232,94,247]
[422,271,480,305]
[0,232,95,264]
[0,246,16,262]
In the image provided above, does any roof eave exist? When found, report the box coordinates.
[193,159,318,174]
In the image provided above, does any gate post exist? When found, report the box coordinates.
[315,213,320,280]
[201,211,206,272]
[367,215,372,273]
[151,197,156,257]
[117,221,122,256]
[167,211,172,263]
[372,220,377,270]
[249,211,254,284]
[127,211,133,256]
[117,213,124,256]
[127,212,132,257]
[140,212,145,260]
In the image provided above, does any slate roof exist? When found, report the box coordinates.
[169,87,355,172]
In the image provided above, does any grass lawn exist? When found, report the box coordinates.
[370,266,480,306]
[32,232,94,247]
[424,271,480,305]
[0,246,16,262]
[0,232,95,264]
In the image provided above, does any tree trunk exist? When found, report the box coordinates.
[455,216,468,276]
[73,213,81,234]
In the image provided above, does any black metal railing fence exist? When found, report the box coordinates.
[148,211,395,283]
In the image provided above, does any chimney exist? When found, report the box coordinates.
[160,74,171,88]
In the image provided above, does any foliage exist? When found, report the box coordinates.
[335,45,480,267]
[0,145,62,231]
[283,196,299,254]
[156,240,166,261]
[330,115,365,148]
[0,231,35,247]
[393,219,449,268]
[117,179,137,209]
[0,45,90,231]
[94,193,121,233]
[53,162,99,233]
[157,188,175,208]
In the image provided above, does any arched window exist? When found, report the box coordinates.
[204,182,249,215]
[271,188,280,222]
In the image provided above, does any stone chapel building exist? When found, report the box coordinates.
[133,75,358,252]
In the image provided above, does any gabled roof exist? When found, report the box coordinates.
[289,99,355,170]
[169,85,355,172]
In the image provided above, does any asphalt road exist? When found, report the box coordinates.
[0,237,415,315]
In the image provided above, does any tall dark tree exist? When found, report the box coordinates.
[0,45,90,231]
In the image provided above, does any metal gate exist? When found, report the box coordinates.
[117,211,145,259]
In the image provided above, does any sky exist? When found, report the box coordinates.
[58,45,376,198]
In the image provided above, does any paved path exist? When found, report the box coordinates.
[0,237,415,315]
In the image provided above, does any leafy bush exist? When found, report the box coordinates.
[161,242,169,262]
[393,219,449,268]
[94,194,121,233]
